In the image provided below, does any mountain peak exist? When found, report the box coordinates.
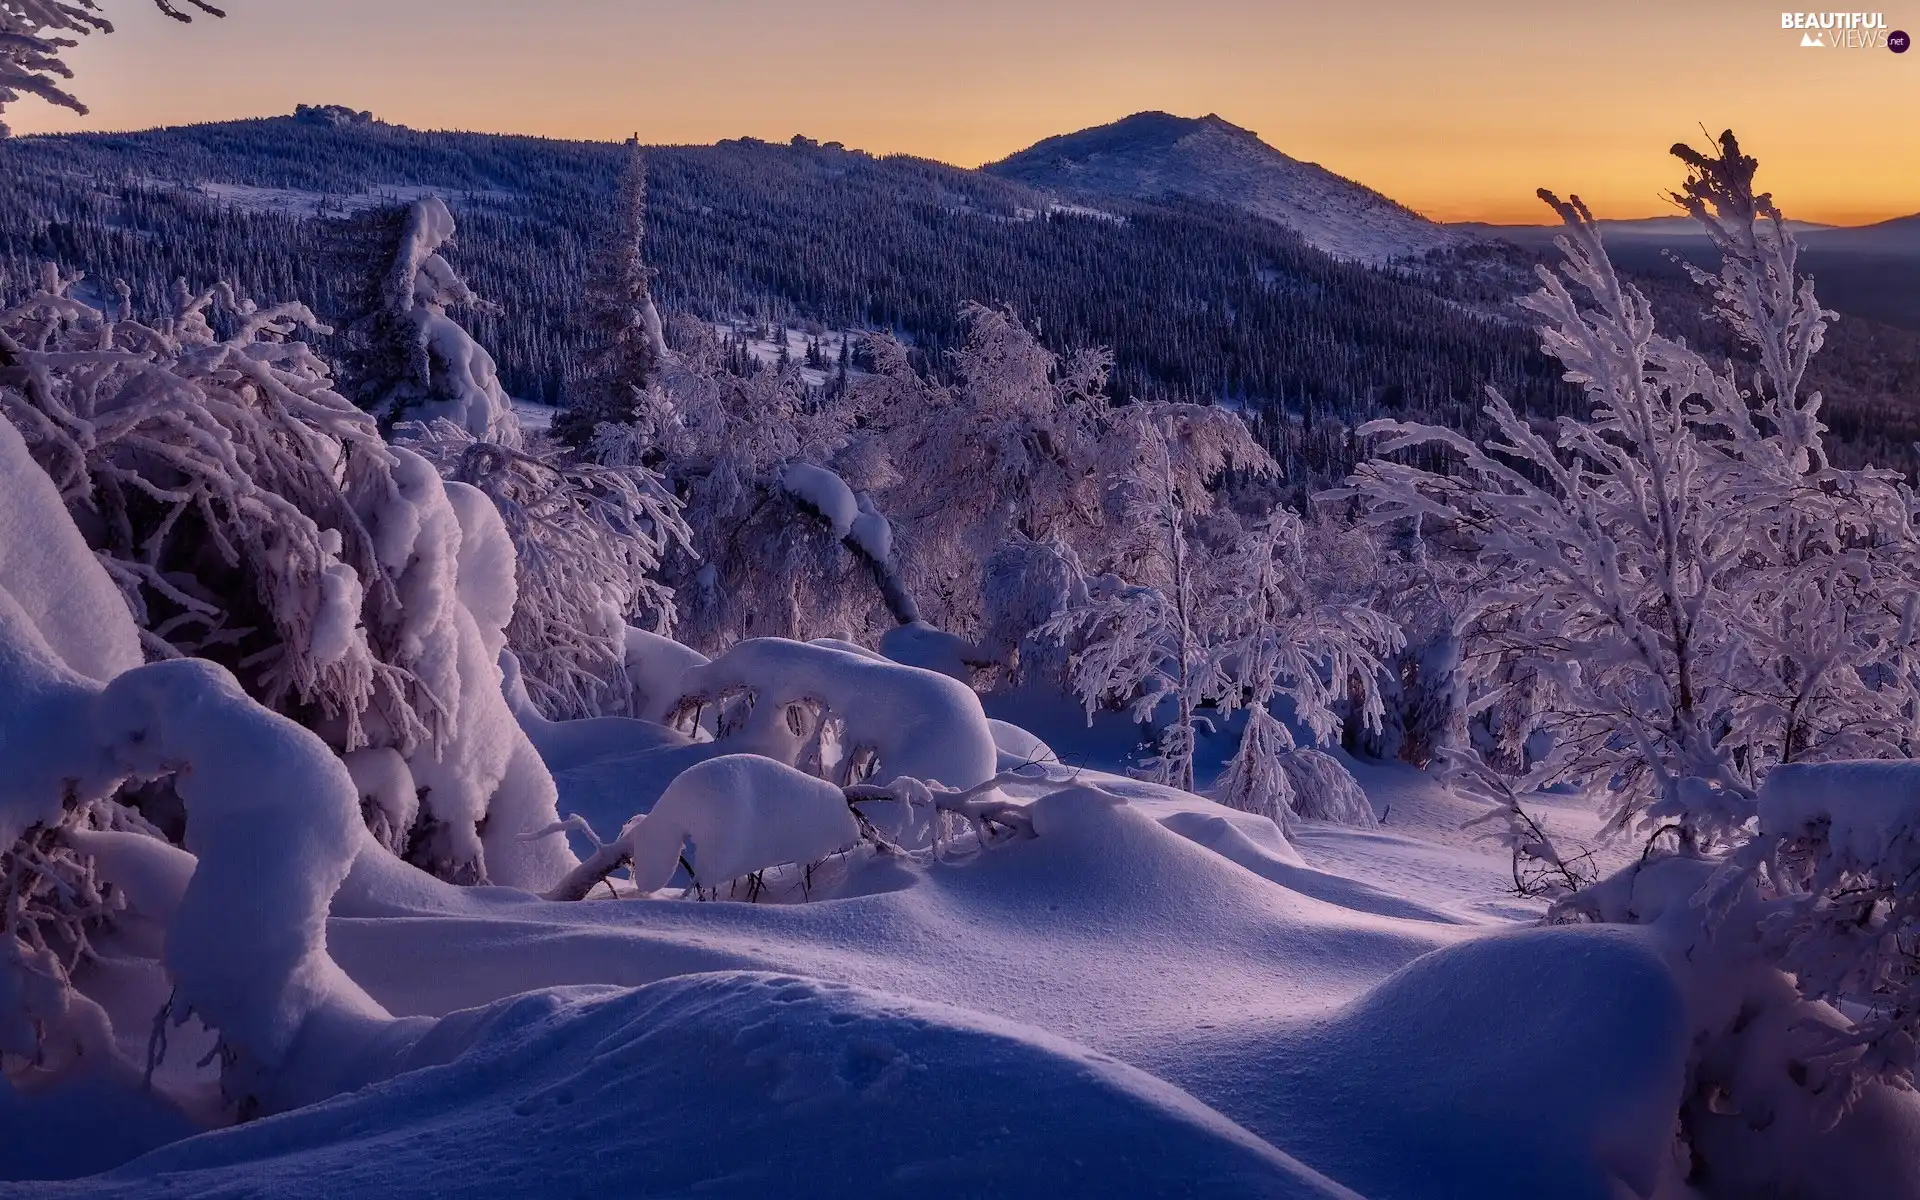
[986,111,1460,264]
[988,111,1255,166]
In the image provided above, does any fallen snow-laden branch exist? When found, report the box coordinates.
[663,637,998,792]
[845,769,1039,853]
[781,462,920,626]
[542,763,1043,903]
[542,755,857,902]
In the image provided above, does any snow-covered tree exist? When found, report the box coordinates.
[1044,405,1397,796]
[1210,514,1400,818]
[602,333,902,652]
[333,197,520,444]
[1349,133,1918,858]
[552,138,671,449]
[0,1,224,138]
[403,419,692,721]
[859,305,1112,629]
[0,263,574,888]
[1352,132,1920,1128]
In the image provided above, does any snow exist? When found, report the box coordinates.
[288,779,1685,1199]
[508,398,556,432]
[0,418,142,687]
[848,491,893,564]
[619,754,858,891]
[20,976,1359,1199]
[779,462,859,537]
[878,619,979,681]
[91,658,394,1114]
[192,181,516,220]
[390,197,520,445]
[987,112,1463,264]
[621,626,710,723]
[15,120,1920,1198]
[0,584,1727,1194]
[1758,760,1920,866]
[667,637,999,792]
[715,322,863,389]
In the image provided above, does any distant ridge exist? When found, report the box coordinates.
[984,111,1462,264]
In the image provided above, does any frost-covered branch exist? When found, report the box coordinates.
[403,418,693,720]
[0,1,225,137]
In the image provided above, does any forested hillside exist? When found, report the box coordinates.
[0,114,1578,479]
[5,112,1918,478]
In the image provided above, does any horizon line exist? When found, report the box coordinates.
[12,106,1916,231]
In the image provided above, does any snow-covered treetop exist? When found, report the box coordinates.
[334,197,520,444]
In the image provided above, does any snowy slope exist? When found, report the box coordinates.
[17,976,1356,1199]
[3,779,1691,1199]
[986,112,1464,264]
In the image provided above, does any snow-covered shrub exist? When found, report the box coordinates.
[402,419,691,720]
[608,303,1127,656]
[0,264,440,755]
[663,637,999,792]
[978,533,1087,677]
[552,138,669,449]
[0,1,223,138]
[1216,705,1298,824]
[1275,749,1376,829]
[625,351,893,651]
[0,423,383,1111]
[0,265,572,887]
[853,305,1113,632]
[332,198,519,443]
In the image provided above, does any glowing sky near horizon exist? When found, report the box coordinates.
[12,0,1917,224]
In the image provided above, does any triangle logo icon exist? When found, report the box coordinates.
[1801,30,1825,46]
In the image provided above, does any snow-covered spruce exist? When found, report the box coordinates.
[333,197,520,443]
[551,137,670,449]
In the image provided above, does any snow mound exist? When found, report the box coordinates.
[665,637,997,791]
[879,620,981,682]
[39,975,1354,1199]
[624,755,858,891]
[1162,925,1689,1200]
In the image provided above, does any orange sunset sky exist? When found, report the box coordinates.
[12,0,1918,225]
